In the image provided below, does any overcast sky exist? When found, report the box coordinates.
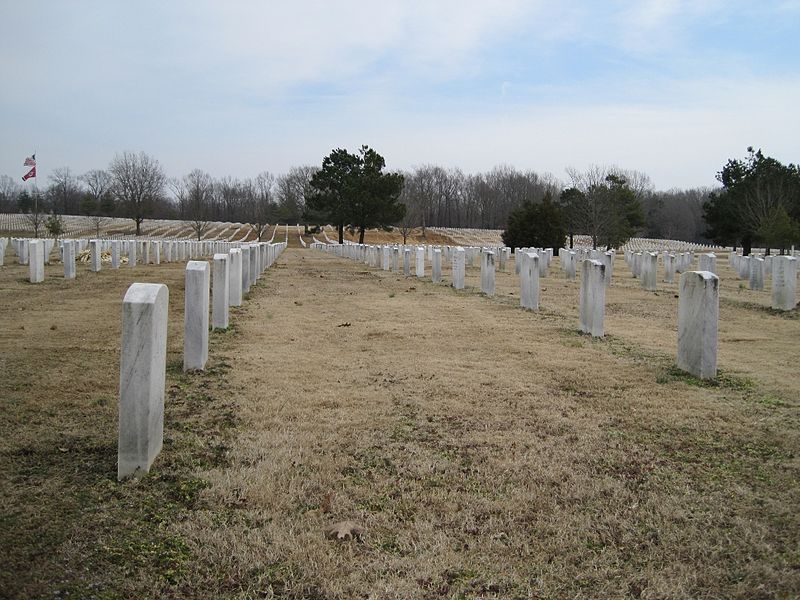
[1,0,798,190]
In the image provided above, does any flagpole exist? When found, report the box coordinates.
[33,150,38,221]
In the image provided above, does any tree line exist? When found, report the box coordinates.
[1,146,796,253]
[0,152,319,240]
[702,147,800,255]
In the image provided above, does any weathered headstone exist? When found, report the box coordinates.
[481,251,495,296]
[641,252,657,291]
[228,248,243,307]
[520,252,540,310]
[749,257,765,290]
[432,249,442,283]
[118,283,168,480]
[63,240,76,280]
[565,251,576,280]
[579,259,606,337]
[44,239,54,264]
[452,247,466,290]
[403,248,411,275]
[677,271,719,379]
[698,253,717,275]
[212,253,230,329]
[90,240,102,272]
[772,256,797,311]
[249,244,258,285]
[601,251,614,286]
[382,246,390,271]
[29,240,45,283]
[241,246,251,295]
[19,239,30,265]
[663,253,676,283]
[184,261,210,371]
[111,241,121,269]
[416,247,425,278]
[128,241,137,268]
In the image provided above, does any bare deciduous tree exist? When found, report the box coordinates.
[276,165,317,226]
[0,175,21,212]
[183,169,214,240]
[48,167,83,215]
[249,172,276,241]
[109,152,166,236]
[23,190,47,237]
[81,169,113,214]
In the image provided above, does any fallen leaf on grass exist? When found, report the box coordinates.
[321,491,335,514]
[324,521,364,541]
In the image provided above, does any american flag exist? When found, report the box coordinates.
[24,154,36,166]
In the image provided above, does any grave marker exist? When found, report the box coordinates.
[432,248,442,283]
[772,256,797,311]
[118,283,168,480]
[520,252,540,310]
[228,248,243,307]
[677,271,719,379]
[416,247,425,277]
[29,240,45,283]
[212,253,230,329]
[452,247,466,290]
[90,240,102,272]
[481,251,495,296]
[579,259,606,336]
[184,261,210,371]
[63,240,76,280]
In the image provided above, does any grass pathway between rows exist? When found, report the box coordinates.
[179,249,799,598]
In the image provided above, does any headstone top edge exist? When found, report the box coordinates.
[123,282,168,304]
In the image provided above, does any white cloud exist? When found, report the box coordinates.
[0,1,797,190]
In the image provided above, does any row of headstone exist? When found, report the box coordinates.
[528,253,608,334]
[313,242,517,295]
[624,250,695,286]
[313,240,730,382]
[623,250,796,310]
[729,252,798,309]
[515,247,553,277]
[118,241,287,480]
[323,241,507,270]
[731,251,800,280]
[8,237,56,266]
[7,237,273,284]
[560,248,614,285]
[576,259,719,378]
[8,237,231,267]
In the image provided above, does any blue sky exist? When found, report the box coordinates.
[1,0,798,190]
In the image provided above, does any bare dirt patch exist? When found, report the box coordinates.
[1,248,798,598]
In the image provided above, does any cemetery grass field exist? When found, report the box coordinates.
[1,245,799,598]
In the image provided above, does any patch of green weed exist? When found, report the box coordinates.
[657,366,754,390]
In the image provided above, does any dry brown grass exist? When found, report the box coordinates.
[1,247,798,598]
